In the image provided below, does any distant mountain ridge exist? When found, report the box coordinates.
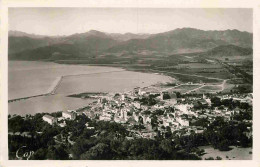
[8,30,149,55]
[9,28,253,60]
[107,28,252,53]
[9,30,50,38]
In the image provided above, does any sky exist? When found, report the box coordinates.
[9,8,253,36]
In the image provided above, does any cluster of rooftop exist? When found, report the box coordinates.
[53,86,252,140]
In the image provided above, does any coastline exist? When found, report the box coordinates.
[8,60,174,115]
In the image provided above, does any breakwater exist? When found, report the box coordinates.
[8,70,125,103]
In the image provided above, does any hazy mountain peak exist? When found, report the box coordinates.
[9,30,48,38]
[88,30,106,35]
[9,27,253,61]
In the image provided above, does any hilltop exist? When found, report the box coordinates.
[8,28,252,61]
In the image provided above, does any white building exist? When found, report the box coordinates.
[114,117,127,123]
[120,109,128,121]
[175,104,193,114]
[133,112,140,122]
[121,94,125,101]
[138,88,146,96]
[142,115,151,124]
[141,131,157,139]
[59,122,66,127]
[62,111,76,120]
[99,115,111,121]
[133,102,141,109]
[43,115,57,125]
[58,117,65,121]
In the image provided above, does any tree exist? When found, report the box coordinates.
[160,139,173,154]
[216,156,222,160]
[46,144,69,160]
[175,92,181,98]
[71,138,93,159]
[211,97,221,107]
[32,148,47,160]
[80,143,110,160]
[165,126,172,138]
[163,93,171,100]
[138,116,144,124]
[218,139,230,151]
[205,157,214,160]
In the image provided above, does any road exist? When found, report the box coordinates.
[151,69,224,81]
[160,80,228,94]
[150,69,229,94]
[184,85,205,94]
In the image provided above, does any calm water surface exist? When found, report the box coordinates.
[9,61,174,115]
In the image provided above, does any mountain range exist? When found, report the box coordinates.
[8,28,253,61]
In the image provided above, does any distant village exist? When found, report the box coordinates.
[42,86,253,140]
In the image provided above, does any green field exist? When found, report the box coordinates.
[167,84,202,94]
[200,85,222,91]
[168,73,223,84]
[176,63,222,69]
[193,85,222,94]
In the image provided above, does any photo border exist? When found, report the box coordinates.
[1,0,259,167]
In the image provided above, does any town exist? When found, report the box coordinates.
[41,84,253,145]
[8,82,253,160]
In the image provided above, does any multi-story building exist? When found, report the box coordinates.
[62,111,76,120]
[175,103,193,114]
[42,115,57,125]
[133,102,141,109]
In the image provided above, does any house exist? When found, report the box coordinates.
[138,88,146,96]
[59,122,66,127]
[120,109,128,120]
[85,123,95,129]
[142,115,151,124]
[83,111,96,119]
[194,99,208,108]
[133,112,140,122]
[114,117,127,123]
[58,117,65,122]
[121,94,125,101]
[141,131,157,139]
[99,115,111,121]
[62,111,76,120]
[43,115,57,125]
[133,102,141,109]
[175,104,193,114]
